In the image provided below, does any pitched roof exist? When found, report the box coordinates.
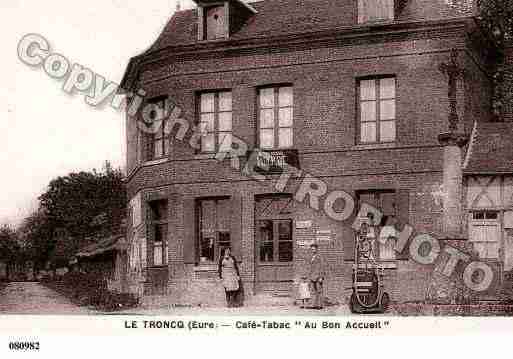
[148,0,357,52]
[463,121,513,174]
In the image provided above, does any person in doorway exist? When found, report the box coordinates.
[308,243,326,309]
[218,247,240,308]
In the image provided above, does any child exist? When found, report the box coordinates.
[298,276,311,308]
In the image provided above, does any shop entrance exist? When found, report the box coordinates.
[254,195,294,294]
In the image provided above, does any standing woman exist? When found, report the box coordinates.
[218,248,240,308]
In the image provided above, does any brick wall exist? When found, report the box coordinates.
[121,1,496,305]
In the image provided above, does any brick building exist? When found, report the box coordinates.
[120,0,510,306]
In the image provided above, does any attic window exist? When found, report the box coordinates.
[205,5,227,40]
[196,0,257,41]
[358,0,395,23]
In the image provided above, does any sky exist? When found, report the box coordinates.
[0,0,195,227]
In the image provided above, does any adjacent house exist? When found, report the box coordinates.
[120,0,512,306]
[75,234,128,293]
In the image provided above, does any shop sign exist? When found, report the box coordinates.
[247,149,300,174]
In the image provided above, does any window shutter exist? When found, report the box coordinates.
[183,197,197,264]
[396,189,410,260]
[231,193,243,262]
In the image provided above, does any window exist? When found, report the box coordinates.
[357,190,396,260]
[255,195,294,263]
[197,198,231,263]
[470,211,500,259]
[258,86,293,149]
[205,5,226,40]
[358,77,396,143]
[257,220,293,263]
[144,97,170,161]
[149,200,168,266]
[199,91,232,153]
[358,0,394,23]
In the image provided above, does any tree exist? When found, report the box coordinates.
[476,0,513,121]
[477,0,513,46]
[17,209,54,271]
[0,225,22,279]
[23,162,126,269]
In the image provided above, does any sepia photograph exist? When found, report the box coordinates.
[1,1,513,350]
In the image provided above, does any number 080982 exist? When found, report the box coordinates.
[9,342,40,351]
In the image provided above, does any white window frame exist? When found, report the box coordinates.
[358,76,397,144]
[199,91,232,153]
[469,210,500,260]
[258,86,294,150]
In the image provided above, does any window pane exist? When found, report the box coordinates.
[380,120,396,142]
[360,80,376,100]
[259,220,274,262]
[200,236,215,262]
[219,91,232,111]
[380,99,396,120]
[278,128,293,148]
[485,211,498,220]
[200,93,215,113]
[217,199,231,231]
[279,107,293,127]
[218,112,232,131]
[153,243,162,266]
[278,87,293,107]
[360,101,376,122]
[259,88,275,108]
[361,122,377,143]
[260,109,274,128]
[473,212,485,220]
[260,129,274,149]
[380,78,396,99]
[200,113,215,132]
[260,244,274,262]
[278,242,293,262]
[153,140,163,158]
[219,232,231,252]
[278,221,292,240]
[201,133,215,152]
[162,137,168,156]
[219,132,232,152]
[201,200,216,233]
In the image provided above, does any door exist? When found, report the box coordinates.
[255,195,294,294]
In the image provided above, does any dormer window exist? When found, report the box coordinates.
[195,0,257,41]
[205,5,227,40]
[358,0,395,23]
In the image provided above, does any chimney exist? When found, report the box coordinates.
[176,1,181,12]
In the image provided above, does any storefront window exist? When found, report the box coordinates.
[149,200,168,267]
[259,220,274,262]
[257,219,293,263]
[198,198,231,262]
[357,190,396,261]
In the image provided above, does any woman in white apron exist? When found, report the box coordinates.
[218,248,240,307]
